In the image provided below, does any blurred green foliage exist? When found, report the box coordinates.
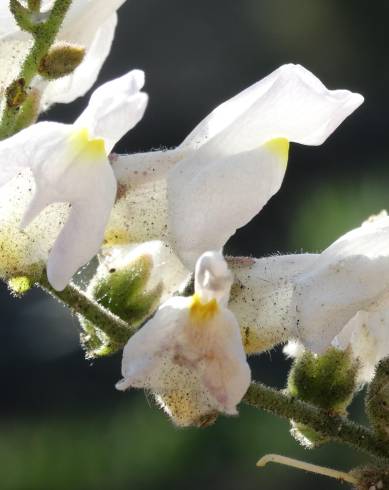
[0,394,365,490]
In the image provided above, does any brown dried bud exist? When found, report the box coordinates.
[38,44,85,80]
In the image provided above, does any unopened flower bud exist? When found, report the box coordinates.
[80,253,163,358]
[366,358,389,440]
[38,44,85,80]
[287,348,358,447]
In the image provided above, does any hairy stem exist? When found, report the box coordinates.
[244,382,389,462]
[0,0,72,139]
[37,276,137,344]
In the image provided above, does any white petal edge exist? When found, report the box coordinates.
[182,64,363,154]
[294,213,389,353]
[75,70,148,153]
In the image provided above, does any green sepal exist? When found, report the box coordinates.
[80,318,122,358]
[288,347,357,412]
[92,255,159,321]
[290,421,329,449]
[287,347,358,448]
[366,357,389,440]
[80,254,163,359]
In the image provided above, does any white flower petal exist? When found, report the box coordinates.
[75,70,148,153]
[0,169,69,280]
[294,213,389,353]
[59,0,125,47]
[200,308,251,414]
[183,64,363,153]
[116,297,190,390]
[41,13,118,109]
[117,252,251,423]
[168,139,289,268]
[229,254,318,353]
[1,0,126,109]
[46,160,117,290]
[106,175,168,246]
[0,122,70,187]
[195,250,233,305]
[333,309,389,384]
[112,148,185,187]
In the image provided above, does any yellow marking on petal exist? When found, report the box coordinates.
[189,293,219,322]
[70,128,106,159]
[264,138,289,167]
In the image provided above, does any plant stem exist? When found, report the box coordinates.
[244,383,389,462]
[37,276,137,344]
[0,0,72,139]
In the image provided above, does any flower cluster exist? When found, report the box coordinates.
[5,0,389,441]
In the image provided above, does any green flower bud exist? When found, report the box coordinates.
[38,44,85,80]
[80,254,163,358]
[351,464,389,490]
[366,358,389,440]
[287,347,358,447]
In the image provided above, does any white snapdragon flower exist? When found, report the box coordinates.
[116,251,251,426]
[292,211,389,354]
[0,69,147,290]
[235,211,389,365]
[0,0,127,109]
[112,64,363,269]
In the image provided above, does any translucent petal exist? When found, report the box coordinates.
[45,159,117,290]
[75,70,148,152]
[229,254,318,353]
[294,213,389,353]
[168,139,289,268]
[117,295,250,417]
[0,121,70,187]
[182,64,363,153]
[105,176,168,246]
[112,148,185,187]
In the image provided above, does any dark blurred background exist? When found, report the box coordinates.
[1,0,388,488]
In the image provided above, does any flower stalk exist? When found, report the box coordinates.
[36,275,137,344]
[34,274,389,461]
[244,383,389,461]
[0,0,73,139]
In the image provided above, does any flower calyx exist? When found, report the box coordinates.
[287,347,358,447]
